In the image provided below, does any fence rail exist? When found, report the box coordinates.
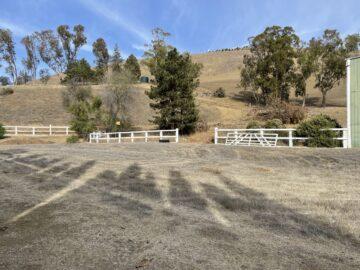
[214,128,349,148]
[89,129,179,144]
[4,125,73,136]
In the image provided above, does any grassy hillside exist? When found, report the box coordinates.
[0,50,347,128]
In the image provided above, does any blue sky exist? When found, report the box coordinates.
[0,0,360,76]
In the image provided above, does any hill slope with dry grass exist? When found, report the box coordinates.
[0,50,347,129]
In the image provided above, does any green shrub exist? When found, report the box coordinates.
[264,119,284,129]
[62,59,96,84]
[66,135,80,144]
[213,87,226,98]
[0,124,5,139]
[246,121,262,129]
[0,88,14,96]
[295,114,342,148]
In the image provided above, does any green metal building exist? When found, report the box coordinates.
[347,56,360,148]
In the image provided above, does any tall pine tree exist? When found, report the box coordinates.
[110,44,123,72]
[124,54,141,81]
[147,48,201,134]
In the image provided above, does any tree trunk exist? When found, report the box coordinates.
[321,92,327,108]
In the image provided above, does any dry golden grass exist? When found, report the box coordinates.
[0,144,359,268]
[0,50,347,134]
[0,136,69,145]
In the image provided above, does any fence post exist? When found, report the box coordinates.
[89,134,92,143]
[131,132,134,143]
[118,132,121,143]
[343,129,348,149]
[96,133,99,143]
[160,131,163,140]
[145,131,148,142]
[66,127,69,135]
[214,128,218,145]
[289,130,293,147]
[260,129,264,137]
[175,128,179,143]
[32,127,35,136]
[49,125,52,135]
[15,126,18,135]
[107,134,110,143]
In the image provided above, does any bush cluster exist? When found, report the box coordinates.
[0,88,14,96]
[295,114,342,147]
[259,101,306,124]
[66,135,80,143]
[213,87,226,98]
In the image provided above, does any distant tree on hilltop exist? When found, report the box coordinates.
[0,29,18,84]
[124,54,141,82]
[143,27,173,76]
[57,24,87,65]
[21,34,39,80]
[312,29,347,107]
[110,44,123,73]
[35,30,66,74]
[92,38,110,82]
[240,26,300,104]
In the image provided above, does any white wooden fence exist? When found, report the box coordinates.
[214,128,350,148]
[4,125,73,136]
[89,129,179,144]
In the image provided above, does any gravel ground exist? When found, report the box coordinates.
[0,143,359,269]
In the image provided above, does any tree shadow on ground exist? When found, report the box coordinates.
[169,171,208,211]
[231,91,259,105]
[0,151,96,192]
[81,164,160,217]
[98,164,162,200]
[202,173,360,249]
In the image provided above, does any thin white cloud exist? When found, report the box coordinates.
[77,0,150,42]
[298,28,322,37]
[132,44,147,51]
[0,18,32,36]
[81,44,93,52]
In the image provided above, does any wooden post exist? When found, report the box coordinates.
[66,127,69,135]
[289,130,294,147]
[15,126,18,135]
[118,132,121,143]
[107,134,110,143]
[145,131,148,142]
[160,131,163,140]
[131,132,134,143]
[96,133,99,143]
[32,127,35,136]
[175,128,179,143]
[49,125,52,135]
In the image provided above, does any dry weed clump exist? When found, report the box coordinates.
[258,101,306,124]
